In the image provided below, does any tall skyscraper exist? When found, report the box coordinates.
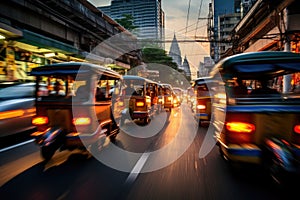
[98,0,165,46]
[208,0,239,61]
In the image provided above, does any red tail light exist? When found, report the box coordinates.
[197,105,206,110]
[73,117,91,125]
[226,122,255,133]
[136,101,145,107]
[32,116,49,126]
[294,125,300,134]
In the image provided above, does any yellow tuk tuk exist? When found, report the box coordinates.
[121,75,158,125]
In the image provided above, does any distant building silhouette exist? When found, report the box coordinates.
[169,34,182,69]
[182,56,191,81]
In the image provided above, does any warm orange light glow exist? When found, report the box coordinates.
[167,96,173,101]
[136,101,145,107]
[226,122,255,133]
[118,101,124,106]
[197,105,206,110]
[146,98,151,104]
[0,110,25,120]
[32,116,49,125]
[73,117,91,125]
[26,108,36,114]
[294,125,300,134]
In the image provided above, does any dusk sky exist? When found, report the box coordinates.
[88,0,211,77]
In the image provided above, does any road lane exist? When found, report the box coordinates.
[125,104,300,200]
[1,103,300,199]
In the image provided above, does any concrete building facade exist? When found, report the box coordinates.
[98,0,165,47]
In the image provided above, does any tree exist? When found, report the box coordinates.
[141,47,190,87]
[142,47,178,70]
[115,14,138,31]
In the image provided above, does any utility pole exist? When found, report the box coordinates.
[283,7,291,93]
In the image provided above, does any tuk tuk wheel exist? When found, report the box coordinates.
[41,145,57,161]
[120,118,124,127]
[90,137,106,154]
[263,154,286,185]
[143,117,151,125]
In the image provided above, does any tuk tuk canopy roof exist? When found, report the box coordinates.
[123,75,157,84]
[210,51,300,79]
[193,77,215,85]
[30,62,122,79]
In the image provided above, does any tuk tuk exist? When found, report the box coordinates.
[192,77,214,126]
[172,87,184,106]
[160,83,174,112]
[121,75,158,125]
[186,85,195,109]
[157,84,165,113]
[30,62,122,161]
[211,51,300,183]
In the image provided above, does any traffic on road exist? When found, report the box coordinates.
[1,51,300,199]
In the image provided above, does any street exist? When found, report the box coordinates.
[0,103,298,200]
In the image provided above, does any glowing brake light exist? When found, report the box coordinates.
[294,125,300,134]
[136,101,145,107]
[32,116,49,126]
[226,122,255,133]
[197,105,206,110]
[73,117,91,125]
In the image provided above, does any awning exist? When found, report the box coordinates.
[16,29,78,55]
[0,22,23,38]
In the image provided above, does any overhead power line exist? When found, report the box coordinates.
[185,0,192,37]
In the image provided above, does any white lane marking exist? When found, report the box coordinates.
[125,152,150,184]
[0,139,34,153]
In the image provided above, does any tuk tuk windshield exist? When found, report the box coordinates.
[36,74,90,101]
[196,84,209,97]
[225,72,300,98]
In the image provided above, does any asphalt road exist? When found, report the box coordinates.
[0,104,299,199]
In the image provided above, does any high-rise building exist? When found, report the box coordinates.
[98,0,165,47]
[208,0,240,62]
[218,13,241,57]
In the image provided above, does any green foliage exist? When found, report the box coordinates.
[142,47,178,70]
[115,14,138,31]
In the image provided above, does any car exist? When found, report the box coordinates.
[0,82,37,137]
